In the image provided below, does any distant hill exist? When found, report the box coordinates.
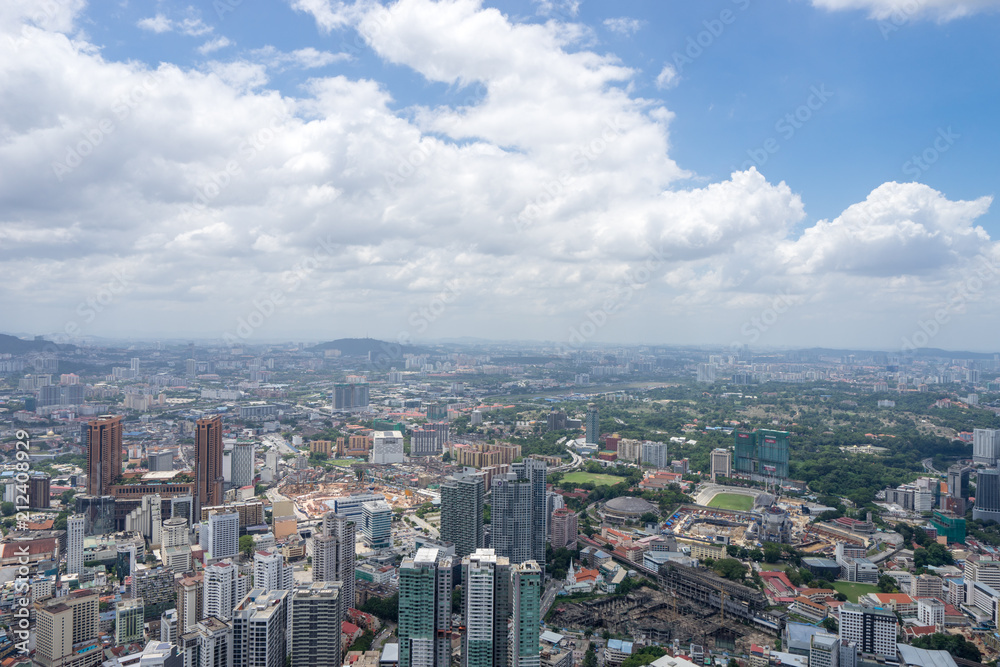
[309,337,423,357]
[0,333,75,355]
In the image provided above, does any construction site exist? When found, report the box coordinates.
[276,463,435,517]
[547,579,778,655]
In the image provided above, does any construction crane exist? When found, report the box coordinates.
[717,586,727,624]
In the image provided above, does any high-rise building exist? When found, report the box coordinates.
[232,589,288,667]
[974,429,1000,465]
[160,609,178,644]
[974,468,1000,523]
[838,603,897,658]
[180,616,234,667]
[371,431,405,464]
[711,448,732,482]
[332,383,370,412]
[29,473,51,508]
[641,441,669,469]
[584,405,599,445]
[196,416,225,512]
[410,427,442,457]
[733,429,790,482]
[34,590,101,667]
[125,494,163,547]
[253,550,293,593]
[162,516,189,548]
[510,561,542,667]
[549,508,577,550]
[809,633,840,667]
[204,560,247,622]
[462,549,511,667]
[115,597,144,645]
[231,442,255,491]
[948,465,970,499]
[492,460,546,565]
[176,572,204,634]
[67,514,85,576]
[86,415,123,496]
[362,500,392,550]
[204,511,239,560]
[312,512,355,615]
[290,584,341,667]
[398,548,453,667]
[440,468,484,558]
[148,451,174,472]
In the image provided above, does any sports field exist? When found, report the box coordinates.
[561,471,624,487]
[706,493,754,511]
[328,459,361,467]
[832,581,878,602]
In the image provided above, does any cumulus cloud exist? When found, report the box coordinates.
[137,12,212,36]
[198,36,232,55]
[249,46,350,70]
[0,0,994,348]
[655,64,678,90]
[810,0,1000,21]
[603,17,645,36]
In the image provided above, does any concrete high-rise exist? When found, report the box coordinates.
[711,448,732,482]
[176,572,204,634]
[34,590,101,667]
[510,561,542,667]
[362,500,392,550]
[974,429,1000,465]
[974,468,1000,523]
[440,468,484,558]
[231,442,255,491]
[290,584,341,667]
[313,512,355,615]
[196,415,225,513]
[399,548,453,667]
[115,597,144,645]
[584,404,599,445]
[180,616,233,667]
[462,549,511,667]
[549,508,577,550]
[733,429,790,482]
[86,415,123,496]
[204,560,246,622]
[838,603,897,658]
[232,589,288,667]
[253,550,293,593]
[204,511,239,560]
[67,514,85,576]
[492,460,546,565]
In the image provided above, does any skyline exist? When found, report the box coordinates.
[2,0,1000,351]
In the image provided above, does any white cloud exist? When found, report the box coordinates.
[603,17,645,36]
[811,0,1000,21]
[137,12,212,36]
[655,64,678,90]
[198,36,232,55]
[137,14,172,33]
[0,0,994,349]
[250,46,350,70]
[532,0,581,17]
[289,0,359,32]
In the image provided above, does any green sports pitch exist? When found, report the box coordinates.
[561,471,624,487]
[706,493,755,511]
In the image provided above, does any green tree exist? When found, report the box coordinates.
[911,633,981,662]
[877,574,899,593]
[822,617,838,633]
[763,542,782,564]
[582,646,597,667]
[240,535,255,558]
[0,502,14,517]
[712,558,748,581]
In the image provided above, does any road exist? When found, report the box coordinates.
[408,513,440,539]
[541,580,560,618]
[922,457,942,475]
[372,623,396,651]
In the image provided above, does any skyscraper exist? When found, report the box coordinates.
[398,548,453,667]
[204,560,247,621]
[733,429,790,482]
[231,441,255,491]
[974,467,1000,523]
[462,549,511,667]
[196,415,224,512]
[176,572,204,634]
[180,617,234,667]
[115,597,144,645]
[584,404,599,445]
[290,584,341,667]
[362,500,392,549]
[510,562,542,667]
[492,460,546,565]
[974,429,1000,465]
[86,415,123,496]
[440,468,484,558]
[253,550,293,593]
[35,591,101,667]
[549,508,577,550]
[711,448,732,482]
[232,589,288,667]
[332,383,370,412]
[67,514,84,576]
[204,511,239,560]
[313,512,356,615]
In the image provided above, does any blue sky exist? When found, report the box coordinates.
[2,0,1000,350]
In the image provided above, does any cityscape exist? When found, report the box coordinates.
[2,2,1000,667]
